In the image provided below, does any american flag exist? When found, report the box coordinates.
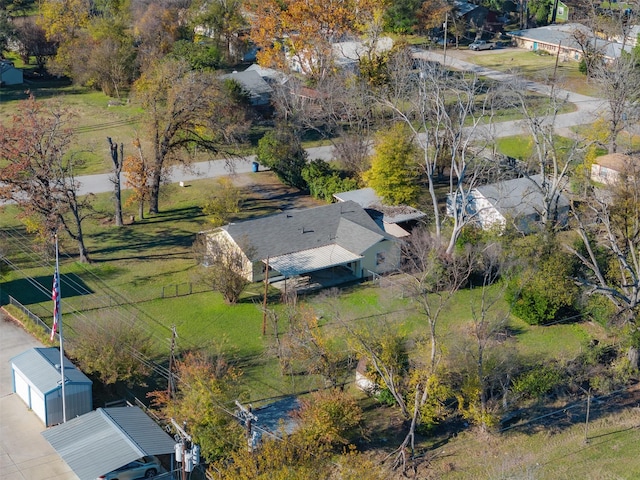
[50,268,60,341]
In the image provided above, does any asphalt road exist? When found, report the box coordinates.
[11,51,606,200]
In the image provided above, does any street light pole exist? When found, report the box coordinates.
[443,17,448,66]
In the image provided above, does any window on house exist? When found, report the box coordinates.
[558,6,564,15]
[376,252,386,266]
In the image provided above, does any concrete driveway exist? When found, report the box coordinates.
[0,310,79,480]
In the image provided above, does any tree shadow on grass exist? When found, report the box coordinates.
[1,273,93,305]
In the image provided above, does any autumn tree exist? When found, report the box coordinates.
[122,137,152,221]
[0,95,92,262]
[134,58,251,214]
[69,314,154,386]
[246,0,379,78]
[364,122,421,206]
[133,1,185,71]
[201,177,244,227]
[38,0,90,76]
[149,350,245,462]
[276,304,352,387]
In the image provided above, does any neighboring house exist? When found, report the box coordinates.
[333,187,427,238]
[454,175,570,233]
[287,36,394,75]
[221,69,274,106]
[10,347,93,427]
[509,23,633,61]
[551,1,570,22]
[244,63,289,86]
[591,153,630,185]
[1,59,23,86]
[201,200,400,286]
[453,0,502,33]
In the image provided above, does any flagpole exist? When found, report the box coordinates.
[54,234,67,423]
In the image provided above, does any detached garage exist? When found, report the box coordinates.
[10,347,92,427]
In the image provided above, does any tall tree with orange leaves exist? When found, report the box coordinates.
[246,0,384,78]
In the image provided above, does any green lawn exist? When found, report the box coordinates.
[450,50,600,97]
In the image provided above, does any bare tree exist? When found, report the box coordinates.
[107,137,124,227]
[504,75,582,233]
[374,48,498,254]
[591,54,640,154]
[566,156,640,323]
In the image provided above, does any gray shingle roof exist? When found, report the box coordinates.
[42,407,175,480]
[333,187,427,224]
[223,200,393,261]
[475,174,569,218]
[10,348,92,395]
[221,70,273,97]
[509,23,633,59]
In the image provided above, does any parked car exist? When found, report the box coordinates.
[469,40,495,51]
[97,456,162,480]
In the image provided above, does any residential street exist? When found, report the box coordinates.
[65,51,605,198]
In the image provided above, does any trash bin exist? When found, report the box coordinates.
[252,161,259,172]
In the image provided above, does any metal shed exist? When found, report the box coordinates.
[42,406,176,480]
[10,347,92,427]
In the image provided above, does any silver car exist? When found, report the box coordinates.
[97,456,162,480]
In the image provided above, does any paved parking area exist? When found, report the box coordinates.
[0,310,79,480]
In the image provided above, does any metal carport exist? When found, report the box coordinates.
[42,406,175,480]
[267,244,363,277]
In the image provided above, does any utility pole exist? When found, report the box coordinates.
[171,419,200,480]
[443,15,448,66]
[584,387,592,444]
[168,325,177,400]
[235,400,258,452]
[262,257,270,336]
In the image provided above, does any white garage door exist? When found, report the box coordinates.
[30,390,46,424]
[13,368,30,407]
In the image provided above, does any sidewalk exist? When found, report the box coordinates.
[0,312,78,480]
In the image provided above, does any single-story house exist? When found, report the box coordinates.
[201,200,400,285]
[333,187,427,238]
[1,59,23,86]
[591,153,631,185]
[456,174,570,233]
[453,0,502,33]
[287,36,394,75]
[244,63,289,86]
[508,23,633,61]
[221,69,274,106]
[42,406,176,480]
[10,347,93,427]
